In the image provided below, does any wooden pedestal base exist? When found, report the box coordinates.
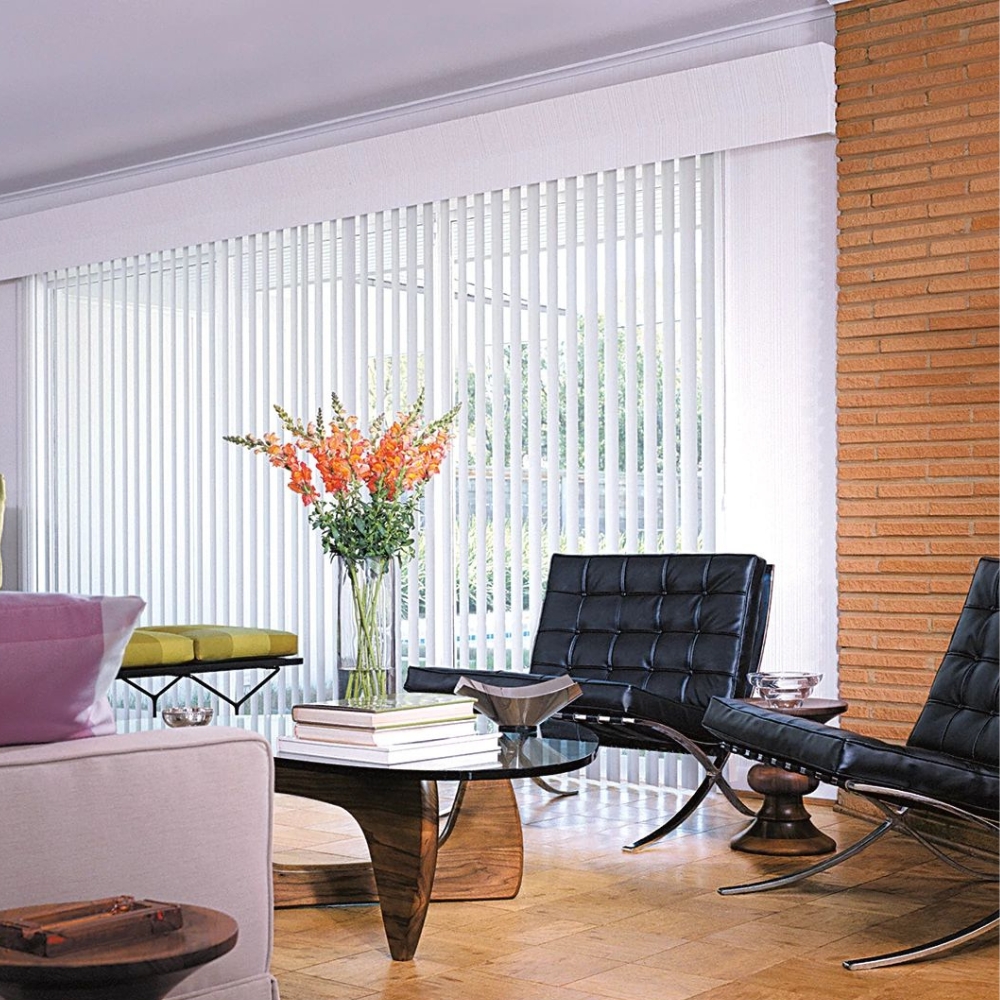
[0,906,236,1000]
[730,764,836,856]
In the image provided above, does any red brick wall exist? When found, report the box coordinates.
[835,0,999,740]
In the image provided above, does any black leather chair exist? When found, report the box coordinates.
[406,552,773,850]
[703,556,999,971]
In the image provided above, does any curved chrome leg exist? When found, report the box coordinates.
[623,763,753,852]
[623,773,717,852]
[532,775,580,797]
[849,787,1000,881]
[715,779,998,967]
[612,723,755,853]
[844,910,1000,971]
[626,722,755,817]
[718,819,894,895]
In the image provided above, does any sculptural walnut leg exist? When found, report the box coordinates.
[274,777,525,908]
[432,779,523,900]
[273,762,439,961]
[357,780,439,961]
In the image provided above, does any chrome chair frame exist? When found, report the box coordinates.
[719,779,999,970]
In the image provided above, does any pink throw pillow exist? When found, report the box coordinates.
[0,593,145,745]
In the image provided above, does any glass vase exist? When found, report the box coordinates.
[336,556,398,703]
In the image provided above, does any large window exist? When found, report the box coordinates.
[26,155,717,782]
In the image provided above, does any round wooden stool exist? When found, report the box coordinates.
[730,698,848,856]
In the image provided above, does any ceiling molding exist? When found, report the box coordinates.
[0,5,833,217]
[0,43,836,280]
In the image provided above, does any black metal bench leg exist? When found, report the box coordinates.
[119,675,184,714]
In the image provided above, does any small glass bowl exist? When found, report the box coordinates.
[162,705,214,727]
[748,673,822,709]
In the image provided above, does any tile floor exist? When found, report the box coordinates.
[271,780,998,999]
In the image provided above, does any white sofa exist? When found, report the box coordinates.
[0,726,279,999]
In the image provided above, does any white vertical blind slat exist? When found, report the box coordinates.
[679,157,699,551]
[433,198,454,667]
[422,202,437,666]
[473,194,488,669]
[700,155,717,548]
[602,170,620,552]
[455,196,471,671]
[490,190,506,670]
[525,184,543,626]
[661,161,678,550]
[563,178,579,554]
[641,163,657,550]
[508,186,524,668]
[623,168,639,550]
[582,173,599,552]
[544,181,561,565]
[405,205,420,668]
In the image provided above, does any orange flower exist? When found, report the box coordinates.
[225,389,459,554]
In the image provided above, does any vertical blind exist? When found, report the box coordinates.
[26,154,717,786]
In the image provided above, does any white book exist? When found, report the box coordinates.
[293,718,478,747]
[291,694,475,729]
[276,730,500,765]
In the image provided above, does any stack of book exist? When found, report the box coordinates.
[276,694,500,766]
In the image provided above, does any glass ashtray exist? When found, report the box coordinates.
[162,705,214,727]
[748,673,822,709]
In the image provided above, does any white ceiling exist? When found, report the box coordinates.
[0,0,829,200]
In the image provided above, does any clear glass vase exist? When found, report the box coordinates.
[336,556,398,703]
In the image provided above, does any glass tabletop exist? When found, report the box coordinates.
[117,713,598,782]
[274,718,599,782]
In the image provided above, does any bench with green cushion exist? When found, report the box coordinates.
[118,625,302,712]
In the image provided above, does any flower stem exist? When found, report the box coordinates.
[343,558,390,703]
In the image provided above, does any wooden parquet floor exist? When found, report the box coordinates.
[271,780,998,999]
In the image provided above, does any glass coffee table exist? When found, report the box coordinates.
[273,721,597,961]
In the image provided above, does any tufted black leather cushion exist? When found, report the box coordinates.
[907,557,999,766]
[703,697,999,819]
[703,557,1000,820]
[528,554,770,734]
[407,553,771,750]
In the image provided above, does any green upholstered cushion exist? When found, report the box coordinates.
[121,629,196,668]
[151,625,298,660]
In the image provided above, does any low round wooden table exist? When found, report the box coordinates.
[730,698,848,856]
[0,904,237,1000]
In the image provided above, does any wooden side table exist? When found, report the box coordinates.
[730,697,848,856]
[0,903,237,1000]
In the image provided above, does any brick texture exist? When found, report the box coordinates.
[835,0,999,742]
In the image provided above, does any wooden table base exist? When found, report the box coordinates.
[0,905,237,1000]
[730,764,836,856]
[273,768,523,960]
[729,698,847,857]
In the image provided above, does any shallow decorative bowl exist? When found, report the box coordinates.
[747,673,822,709]
[162,705,214,727]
